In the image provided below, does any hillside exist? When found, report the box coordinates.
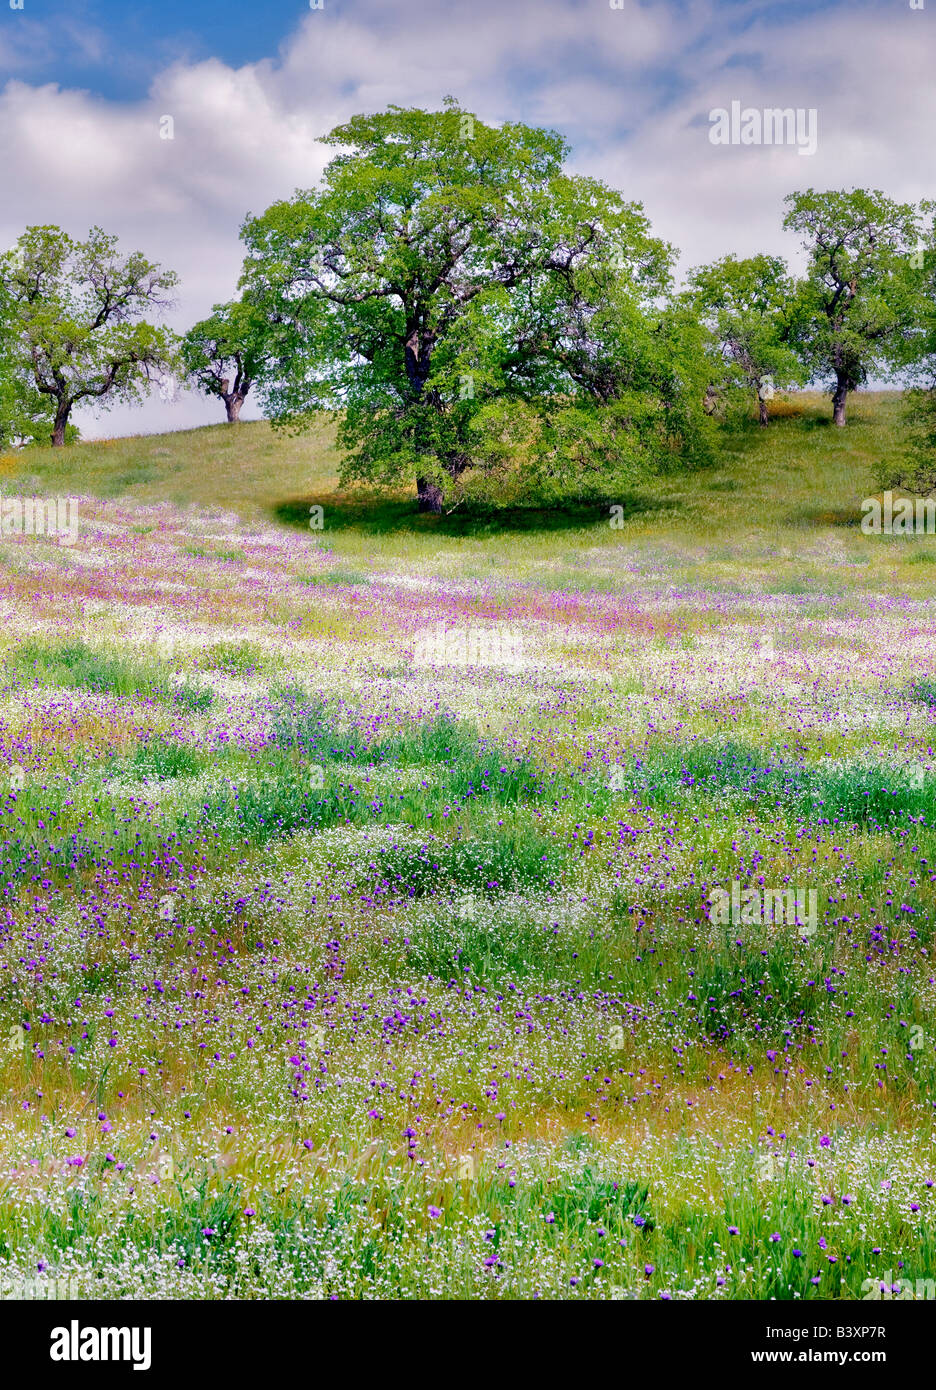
[0,391,930,597]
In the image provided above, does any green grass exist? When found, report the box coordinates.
[2,390,920,588]
[199,641,264,677]
[5,638,213,711]
[297,569,371,588]
[609,739,936,830]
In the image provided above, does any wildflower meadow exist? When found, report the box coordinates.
[0,395,933,1309]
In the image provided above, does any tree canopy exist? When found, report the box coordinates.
[181,298,268,423]
[782,189,921,426]
[0,226,179,446]
[240,101,707,510]
[685,253,804,425]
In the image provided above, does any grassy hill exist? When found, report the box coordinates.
[0,389,911,530]
[1,389,930,595]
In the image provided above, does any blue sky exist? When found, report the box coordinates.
[3,0,886,103]
[2,0,932,435]
[2,0,304,99]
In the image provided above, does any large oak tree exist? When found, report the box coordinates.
[240,101,699,511]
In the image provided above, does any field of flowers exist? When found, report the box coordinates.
[0,395,934,1301]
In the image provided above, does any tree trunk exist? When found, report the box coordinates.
[832,373,848,427]
[224,393,244,423]
[417,477,443,514]
[51,400,71,448]
[406,328,446,512]
[758,394,769,427]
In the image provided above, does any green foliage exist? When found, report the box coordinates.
[0,279,72,447]
[892,385,936,496]
[181,298,267,421]
[612,737,936,830]
[782,189,922,421]
[297,569,370,588]
[240,101,707,507]
[6,638,212,712]
[371,828,568,901]
[0,356,78,447]
[199,640,263,677]
[685,253,805,424]
[548,1169,652,1235]
[124,740,203,780]
[0,225,179,446]
[907,678,936,708]
[884,210,936,494]
[464,299,714,501]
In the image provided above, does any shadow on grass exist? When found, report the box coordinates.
[273,490,665,536]
[783,504,864,528]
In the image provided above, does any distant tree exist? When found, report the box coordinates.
[684,254,804,425]
[181,298,267,422]
[240,101,704,512]
[783,189,921,426]
[0,226,179,446]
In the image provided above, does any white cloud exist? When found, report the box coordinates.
[1,0,930,438]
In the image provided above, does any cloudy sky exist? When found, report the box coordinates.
[2,0,932,437]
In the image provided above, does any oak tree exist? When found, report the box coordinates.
[240,102,698,511]
[0,226,179,446]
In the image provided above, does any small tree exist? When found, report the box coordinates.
[783,189,920,426]
[685,254,803,425]
[0,226,179,446]
[181,299,266,422]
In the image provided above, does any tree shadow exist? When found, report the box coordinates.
[272,490,665,537]
[784,504,863,527]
